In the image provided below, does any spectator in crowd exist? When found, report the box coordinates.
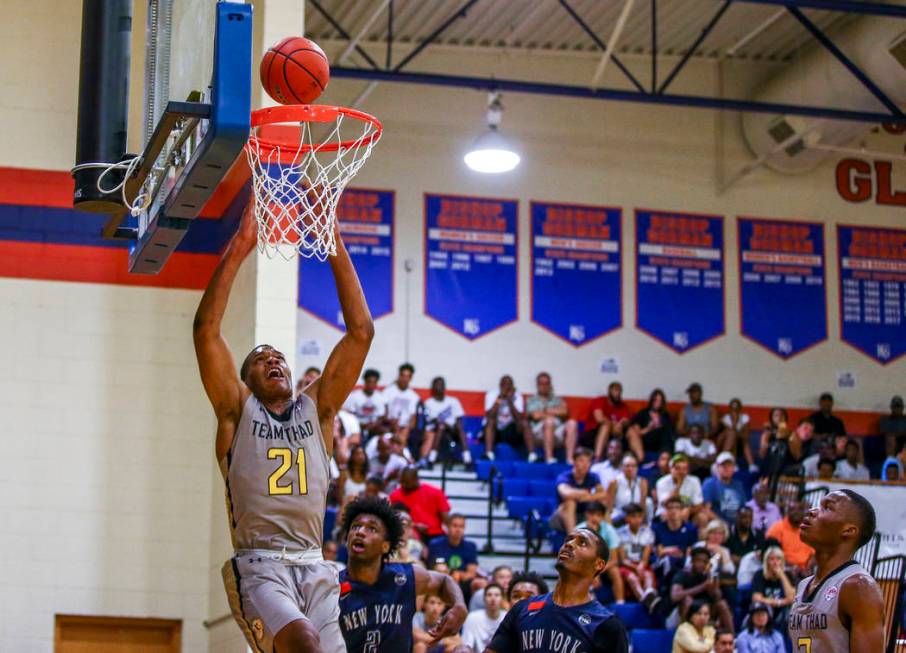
[765,500,814,573]
[413,594,463,653]
[421,376,471,467]
[390,509,425,565]
[552,448,604,532]
[368,433,408,492]
[507,571,549,604]
[338,445,369,510]
[461,583,507,652]
[882,395,906,457]
[726,506,764,567]
[482,374,527,461]
[363,474,387,501]
[717,398,757,472]
[389,467,451,540]
[655,454,709,528]
[606,452,650,524]
[626,388,675,461]
[670,547,734,631]
[296,365,321,393]
[469,565,513,611]
[616,503,659,611]
[584,381,633,461]
[578,501,625,603]
[382,362,420,442]
[333,408,363,466]
[654,496,699,580]
[591,437,625,492]
[674,424,717,481]
[746,483,782,532]
[677,382,719,437]
[882,455,902,481]
[526,372,578,464]
[835,438,870,480]
[672,599,715,653]
[713,630,735,653]
[323,539,344,572]
[751,545,795,629]
[809,392,847,439]
[765,418,815,487]
[344,368,389,438]
[735,602,786,653]
[800,438,836,478]
[693,520,736,579]
[702,452,747,524]
[427,514,479,591]
[818,458,837,480]
[758,408,789,460]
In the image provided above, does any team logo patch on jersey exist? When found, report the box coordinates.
[340,581,352,597]
[578,614,592,626]
[527,600,546,612]
[251,619,265,641]
[395,573,407,586]
[824,586,838,602]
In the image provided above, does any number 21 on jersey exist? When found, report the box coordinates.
[267,448,308,495]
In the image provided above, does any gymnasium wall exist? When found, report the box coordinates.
[296,44,906,420]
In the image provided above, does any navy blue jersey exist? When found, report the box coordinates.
[339,562,417,653]
[487,593,628,653]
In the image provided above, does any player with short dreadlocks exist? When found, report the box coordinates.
[338,496,468,653]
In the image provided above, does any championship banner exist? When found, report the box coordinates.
[530,201,622,345]
[425,193,518,339]
[635,209,724,353]
[298,188,394,329]
[837,224,906,364]
[738,217,826,359]
[807,481,906,558]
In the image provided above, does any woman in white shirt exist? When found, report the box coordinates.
[607,453,650,523]
[717,397,756,472]
[337,445,369,510]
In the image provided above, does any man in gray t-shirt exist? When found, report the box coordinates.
[195,204,374,653]
[525,372,578,464]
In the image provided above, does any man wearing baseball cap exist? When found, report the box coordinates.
[735,602,785,651]
[702,452,747,524]
[655,454,713,529]
[677,382,718,438]
[882,395,906,457]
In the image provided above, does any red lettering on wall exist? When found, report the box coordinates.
[874,161,906,207]
[835,158,872,203]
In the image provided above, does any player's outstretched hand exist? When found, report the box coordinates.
[233,198,258,257]
[428,603,468,645]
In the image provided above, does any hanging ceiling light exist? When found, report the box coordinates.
[463,92,521,174]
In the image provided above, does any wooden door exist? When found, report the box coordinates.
[55,615,181,653]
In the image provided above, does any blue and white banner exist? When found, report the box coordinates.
[635,209,725,353]
[298,188,394,329]
[531,201,622,345]
[738,217,826,359]
[838,224,906,364]
[424,193,518,339]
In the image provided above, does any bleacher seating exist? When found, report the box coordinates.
[630,628,674,653]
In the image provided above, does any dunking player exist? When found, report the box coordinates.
[194,203,373,653]
[338,496,468,652]
[789,489,885,652]
[485,527,628,653]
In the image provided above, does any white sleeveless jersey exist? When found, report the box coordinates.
[225,393,329,552]
[788,560,876,652]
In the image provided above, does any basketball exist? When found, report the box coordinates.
[260,37,330,105]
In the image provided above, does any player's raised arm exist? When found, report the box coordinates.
[310,224,375,449]
[840,573,885,653]
[413,565,468,644]
[193,201,256,454]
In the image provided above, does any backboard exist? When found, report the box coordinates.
[72,0,252,274]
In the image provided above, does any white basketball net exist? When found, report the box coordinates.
[246,110,381,261]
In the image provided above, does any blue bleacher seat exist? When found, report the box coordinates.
[475,460,515,481]
[324,507,337,541]
[529,479,558,500]
[611,603,660,630]
[511,462,538,478]
[495,443,520,461]
[630,629,674,653]
[506,496,537,519]
[503,478,530,498]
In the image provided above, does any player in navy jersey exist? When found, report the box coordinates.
[339,496,468,653]
[486,527,628,653]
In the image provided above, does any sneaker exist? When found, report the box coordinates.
[428,450,438,463]
[462,450,472,465]
[484,451,495,461]
[527,451,539,463]
[546,457,558,464]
